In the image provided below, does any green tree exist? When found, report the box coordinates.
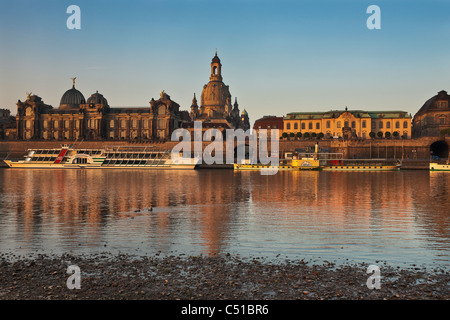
[317,132,324,139]
[303,132,310,139]
[296,132,302,139]
[289,132,295,138]
[377,131,383,138]
[311,132,317,138]
[385,131,391,139]
[369,132,376,139]
[282,132,288,139]
[393,131,399,138]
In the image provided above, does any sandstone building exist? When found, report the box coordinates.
[283,108,412,139]
[8,53,250,141]
[412,90,450,138]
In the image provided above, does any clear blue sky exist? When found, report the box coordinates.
[1,0,449,123]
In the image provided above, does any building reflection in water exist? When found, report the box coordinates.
[0,169,448,265]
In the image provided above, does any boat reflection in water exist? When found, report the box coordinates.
[0,169,448,268]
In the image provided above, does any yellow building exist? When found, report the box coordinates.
[283,108,412,139]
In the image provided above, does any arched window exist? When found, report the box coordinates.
[403,121,408,128]
[213,66,217,75]
[286,123,291,130]
[294,123,298,130]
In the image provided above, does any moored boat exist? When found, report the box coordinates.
[429,162,450,171]
[3,145,200,169]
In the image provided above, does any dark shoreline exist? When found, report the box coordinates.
[0,253,448,300]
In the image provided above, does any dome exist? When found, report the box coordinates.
[416,90,450,115]
[87,91,108,106]
[201,81,230,109]
[59,82,85,110]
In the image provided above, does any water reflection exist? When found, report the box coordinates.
[0,169,448,267]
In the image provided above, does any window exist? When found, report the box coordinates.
[362,120,366,128]
[158,119,166,129]
[301,123,305,130]
[371,122,376,129]
[403,121,408,129]
[316,123,320,130]
[65,120,69,128]
[43,120,48,128]
[351,121,356,129]
[121,120,126,128]
[395,121,400,129]
[326,120,331,129]
[440,117,446,125]
[286,123,291,130]
[344,121,349,128]
[337,121,341,128]
[54,121,59,128]
[379,122,383,129]
[158,106,165,115]
[308,122,313,130]
[437,101,448,108]
[294,123,298,130]
[386,122,390,129]
[110,120,115,128]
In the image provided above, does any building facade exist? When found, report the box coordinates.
[283,109,412,139]
[412,90,450,138]
[9,53,250,141]
[253,116,284,138]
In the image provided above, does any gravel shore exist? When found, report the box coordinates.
[0,253,448,300]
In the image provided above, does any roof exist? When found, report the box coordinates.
[284,109,411,120]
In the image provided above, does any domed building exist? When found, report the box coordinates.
[195,51,248,129]
[14,78,183,141]
[11,53,250,141]
[412,90,450,138]
[59,78,86,110]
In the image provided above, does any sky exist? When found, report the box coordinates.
[1,0,449,124]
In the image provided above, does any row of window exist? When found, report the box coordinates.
[26,119,165,130]
[285,120,409,130]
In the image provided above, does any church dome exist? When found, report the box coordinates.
[201,81,230,109]
[416,90,450,115]
[87,91,108,106]
[59,79,85,110]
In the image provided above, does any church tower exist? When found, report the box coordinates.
[210,49,222,82]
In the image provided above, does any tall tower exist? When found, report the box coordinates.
[200,50,232,119]
[210,49,222,82]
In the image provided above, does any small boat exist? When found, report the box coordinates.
[322,159,401,171]
[3,145,200,170]
[430,162,450,171]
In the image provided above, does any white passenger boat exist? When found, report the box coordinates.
[3,145,200,169]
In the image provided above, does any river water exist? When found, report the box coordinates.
[0,169,448,269]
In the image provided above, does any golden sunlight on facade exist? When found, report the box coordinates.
[282,109,412,140]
